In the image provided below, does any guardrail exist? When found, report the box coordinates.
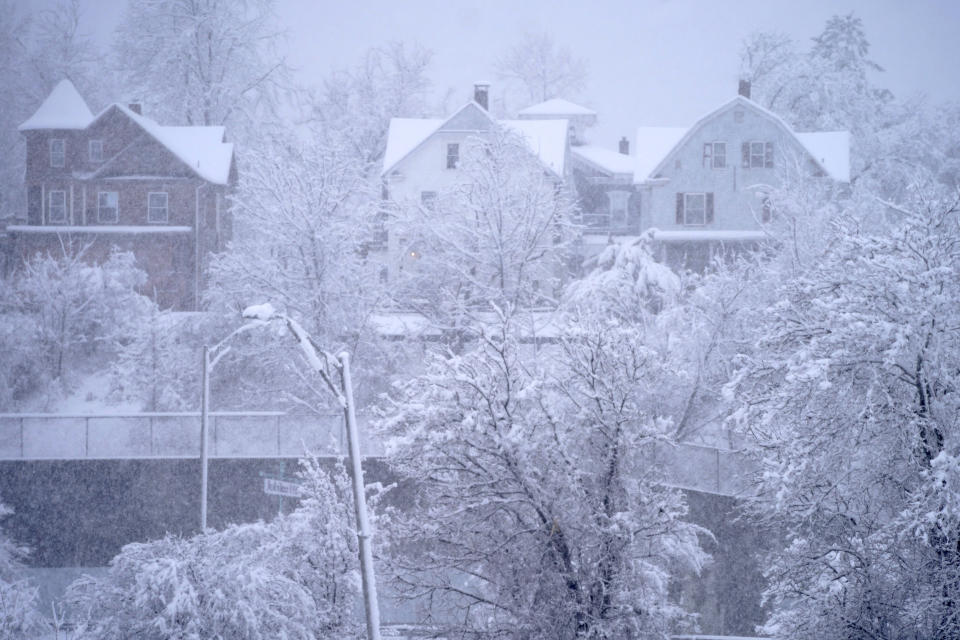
[0,413,755,496]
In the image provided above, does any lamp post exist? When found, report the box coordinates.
[241,304,381,640]
[199,323,262,531]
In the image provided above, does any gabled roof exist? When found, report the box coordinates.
[572,144,634,175]
[19,81,234,185]
[19,79,94,131]
[381,101,569,178]
[634,95,850,183]
[634,127,687,180]
[517,98,596,117]
[87,104,234,185]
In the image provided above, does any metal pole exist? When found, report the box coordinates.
[339,351,381,640]
[200,345,210,531]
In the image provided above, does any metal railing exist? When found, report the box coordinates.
[0,412,754,496]
[0,411,385,461]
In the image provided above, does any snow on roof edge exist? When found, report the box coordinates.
[18,79,94,131]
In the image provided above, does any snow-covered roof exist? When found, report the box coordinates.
[517,98,597,117]
[572,144,634,175]
[18,80,94,131]
[796,131,850,182]
[501,119,569,176]
[381,117,444,176]
[381,104,569,177]
[634,127,687,180]
[19,81,234,185]
[99,104,234,185]
[633,96,849,183]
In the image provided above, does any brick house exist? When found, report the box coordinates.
[5,79,236,310]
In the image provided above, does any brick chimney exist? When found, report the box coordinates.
[738,79,751,99]
[473,82,490,111]
[128,103,142,115]
[619,136,630,155]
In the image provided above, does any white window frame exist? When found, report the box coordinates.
[684,193,707,226]
[147,191,169,223]
[89,139,103,163]
[98,191,119,223]
[445,143,459,169]
[48,190,67,223]
[50,139,65,168]
[703,142,726,168]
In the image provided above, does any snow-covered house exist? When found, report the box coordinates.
[517,99,641,237]
[6,79,236,310]
[627,83,849,270]
[379,83,570,280]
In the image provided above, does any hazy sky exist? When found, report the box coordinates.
[50,0,960,147]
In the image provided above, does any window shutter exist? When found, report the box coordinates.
[676,193,684,224]
[706,193,714,224]
[765,142,774,168]
[742,142,750,168]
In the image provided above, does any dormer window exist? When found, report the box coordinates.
[50,139,65,168]
[446,143,459,169]
[89,140,103,163]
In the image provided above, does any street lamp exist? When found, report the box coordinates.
[241,303,381,640]
[199,322,262,531]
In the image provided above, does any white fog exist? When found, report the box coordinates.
[1,1,959,639]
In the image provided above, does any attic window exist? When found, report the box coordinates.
[50,139,65,168]
[734,110,744,123]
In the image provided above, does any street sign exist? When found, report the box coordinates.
[263,477,301,498]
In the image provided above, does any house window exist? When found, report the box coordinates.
[148,192,169,223]
[89,140,103,163]
[734,110,744,123]
[48,190,66,223]
[742,141,774,168]
[702,142,726,168]
[420,191,438,211]
[676,192,714,226]
[50,139,65,168]
[445,143,459,169]
[98,191,118,223]
[608,190,630,227]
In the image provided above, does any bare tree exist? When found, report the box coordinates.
[113,0,290,137]
[494,32,587,104]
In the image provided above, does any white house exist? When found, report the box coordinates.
[629,85,849,269]
[379,83,571,280]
